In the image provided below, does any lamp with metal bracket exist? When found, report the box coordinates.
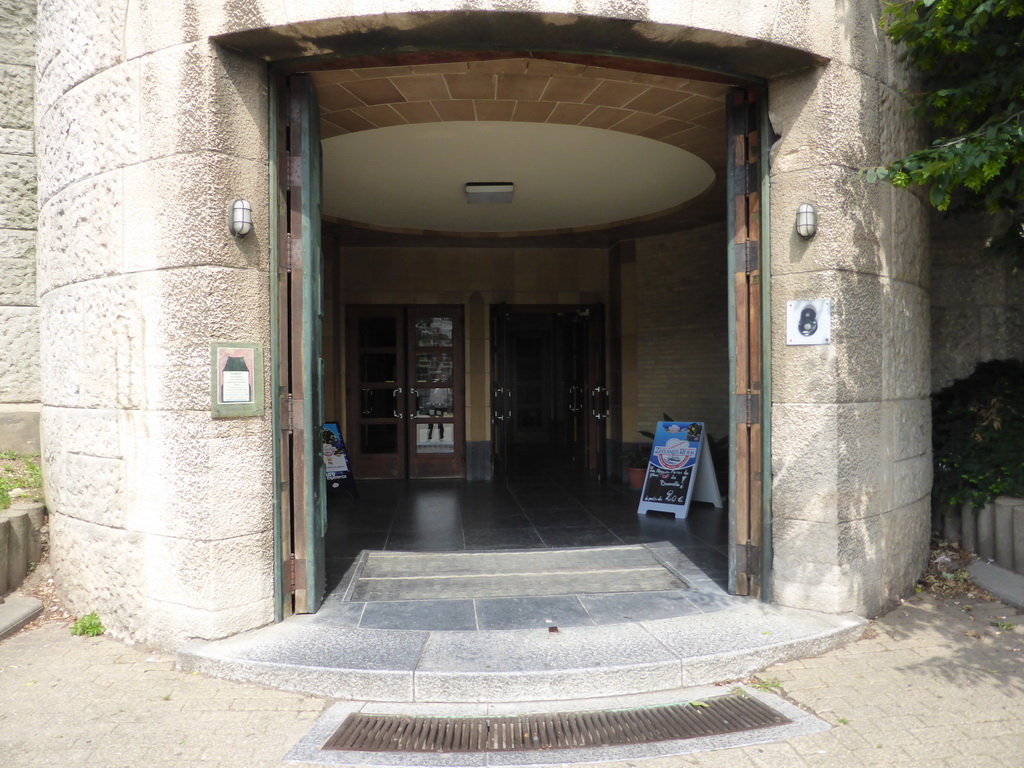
[795,203,817,240]
[229,199,253,238]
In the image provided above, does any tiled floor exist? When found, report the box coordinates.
[325,473,729,595]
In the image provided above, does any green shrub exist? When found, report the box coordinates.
[70,612,106,637]
[933,359,1024,507]
[0,452,43,512]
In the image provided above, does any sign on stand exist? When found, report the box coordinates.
[637,422,722,518]
[322,422,358,498]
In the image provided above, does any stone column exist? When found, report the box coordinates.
[36,0,275,648]
[767,12,932,617]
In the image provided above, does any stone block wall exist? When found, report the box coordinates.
[36,10,275,647]
[0,0,40,453]
[931,215,1024,391]
[35,0,934,647]
[767,31,932,616]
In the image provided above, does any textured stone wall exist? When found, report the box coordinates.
[0,0,40,453]
[36,2,273,647]
[931,215,1024,391]
[636,224,729,444]
[767,26,932,616]
[35,0,932,646]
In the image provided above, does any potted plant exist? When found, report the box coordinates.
[622,443,652,489]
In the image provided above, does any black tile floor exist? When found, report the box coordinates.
[324,474,729,595]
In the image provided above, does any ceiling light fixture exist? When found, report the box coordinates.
[465,182,514,204]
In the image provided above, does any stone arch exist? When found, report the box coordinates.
[35,2,931,648]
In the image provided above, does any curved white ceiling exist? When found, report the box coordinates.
[322,122,715,234]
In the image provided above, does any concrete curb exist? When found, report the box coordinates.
[0,594,43,641]
[969,560,1024,611]
[0,501,45,598]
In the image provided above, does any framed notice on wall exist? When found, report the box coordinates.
[210,342,263,418]
[637,422,723,518]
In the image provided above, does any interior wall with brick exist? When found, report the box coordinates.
[635,223,729,446]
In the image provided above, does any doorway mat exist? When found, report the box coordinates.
[284,684,831,767]
[343,545,689,602]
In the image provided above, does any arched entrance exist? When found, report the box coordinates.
[270,48,768,620]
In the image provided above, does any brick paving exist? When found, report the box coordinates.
[1,592,1022,768]
[0,622,327,768]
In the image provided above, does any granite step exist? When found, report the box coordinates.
[0,501,45,597]
[177,599,865,704]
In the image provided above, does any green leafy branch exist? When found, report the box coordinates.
[870,0,1024,265]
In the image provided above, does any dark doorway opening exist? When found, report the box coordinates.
[324,480,729,595]
[275,54,769,616]
[492,305,605,483]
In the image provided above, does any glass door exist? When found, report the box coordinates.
[346,306,464,479]
[408,309,463,478]
[347,308,405,479]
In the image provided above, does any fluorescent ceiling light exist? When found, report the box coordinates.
[465,182,514,204]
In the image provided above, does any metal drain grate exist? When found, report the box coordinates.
[322,695,790,753]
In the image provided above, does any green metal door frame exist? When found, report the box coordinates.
[270,71,327,620]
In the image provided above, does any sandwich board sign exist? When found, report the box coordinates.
[637,422,722,518]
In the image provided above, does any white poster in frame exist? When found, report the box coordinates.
[210,342,263,418]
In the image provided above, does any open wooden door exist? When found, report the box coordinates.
[276,73,326,616]
[728,86,765,598]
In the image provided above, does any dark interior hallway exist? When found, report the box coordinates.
[325,473,728,595]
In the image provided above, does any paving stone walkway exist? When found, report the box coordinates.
[1,592,1021,768]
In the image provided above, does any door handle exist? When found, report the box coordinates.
[493,387,505,421]
[392,388,404,418]
[568,385,582,413]
[591,386,610,420]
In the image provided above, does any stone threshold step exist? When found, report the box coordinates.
[177,602,865,704]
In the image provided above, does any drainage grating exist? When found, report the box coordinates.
[322,695,790,753]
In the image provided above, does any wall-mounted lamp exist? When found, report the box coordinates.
[795,203,817,240]
[466,182,514,204]
[229,199,253,238]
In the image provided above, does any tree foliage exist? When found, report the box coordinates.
[874,0,1024,263]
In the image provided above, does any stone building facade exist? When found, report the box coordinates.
[5,0,1005,651]
[0,0,39,454]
